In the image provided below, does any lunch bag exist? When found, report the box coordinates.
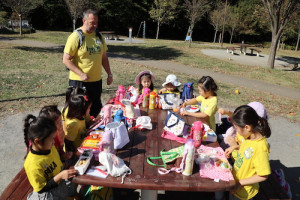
[147,145,185,169]
[164,111,186,136]
[159,93,180,109]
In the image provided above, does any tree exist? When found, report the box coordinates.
[0,11,8,28]
[209,3,224,43]
[261,0,300,69]
[2,0,42,35]
[64,0,90,31]
[184,0,211,47]
[149,0,178,39]
[226,6,240,44]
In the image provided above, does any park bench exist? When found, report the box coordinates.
[249,48,262,56]
[0,168,32,200]
[254,173,291,200]
[226,47,237,54]
[101,31,119,40]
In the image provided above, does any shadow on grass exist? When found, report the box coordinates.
[107,44,183,60]
[13,46,64,53]
[0,89,116,103]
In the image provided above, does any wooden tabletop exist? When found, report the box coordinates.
[72,108,236,192]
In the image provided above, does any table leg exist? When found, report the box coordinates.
[141,190,158,200]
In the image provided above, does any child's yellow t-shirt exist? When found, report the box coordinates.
[231,137,271,200]
[64,28,108,82]
[24,146,63,192]
[63,116,87,149]
[195,95,218,131]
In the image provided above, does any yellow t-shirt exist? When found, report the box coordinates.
[24,146,63,192]
[63,116,87,149]
[162,89,180,94]
[195,95,218,131]
[61,106,91,123]
[231,137,271,200]
[64,28,108,82]
[235,132,245,145]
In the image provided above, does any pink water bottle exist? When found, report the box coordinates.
[191,121,204,148]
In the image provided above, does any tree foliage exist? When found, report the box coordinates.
[149,0,178,39]
[261,0,300,69]
[2,0,43,35]
[209,1,224,43]
[64,0,90,30]
[184,0,211,47]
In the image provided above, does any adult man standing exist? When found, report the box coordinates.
[63,9,113,117]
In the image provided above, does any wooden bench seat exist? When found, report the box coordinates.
[226,47,237,55]
[254,173,291,200]
[0,168,32,200]
[249,48,262,56]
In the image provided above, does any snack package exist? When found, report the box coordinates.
[78,134,102,160]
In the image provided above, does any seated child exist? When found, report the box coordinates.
[62,94,92,157]
[181,76,218,132]
[135,70,157,94]
[23,115,78,199]
[225,105,271,200]
[39,105,73,161]
[159,74,181,94]
[218,101,268,149]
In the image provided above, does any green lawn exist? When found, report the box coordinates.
[0,31,299,122]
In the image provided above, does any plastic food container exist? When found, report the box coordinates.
[75,149,93,175]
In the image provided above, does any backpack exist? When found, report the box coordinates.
[181,82,194,101]
[74,28,104,49]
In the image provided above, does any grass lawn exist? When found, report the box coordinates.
[0,31,299,122]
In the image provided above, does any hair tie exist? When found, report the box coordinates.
[83,95,88,101]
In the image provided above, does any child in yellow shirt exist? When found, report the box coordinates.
[181,76,218,131]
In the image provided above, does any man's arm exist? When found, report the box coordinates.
[62,52,89,81]
[102,52,113,85]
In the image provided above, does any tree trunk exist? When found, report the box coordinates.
[213,30,218,43]
[229,28,234,44]
[156,21,160,39]
[72,18,76,31]
[19,14,22,36]
[295,31,300,51]
[267,34,280,69]
[189,30,193,48]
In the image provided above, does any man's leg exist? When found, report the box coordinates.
[84,80,102,117]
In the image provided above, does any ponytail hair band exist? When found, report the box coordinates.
[83,95,88,101]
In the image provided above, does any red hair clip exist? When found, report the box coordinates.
[83,95,88,101]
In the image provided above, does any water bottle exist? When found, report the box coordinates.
[191,121,204,148]
[182,139,195,176]
[149,92,156,109]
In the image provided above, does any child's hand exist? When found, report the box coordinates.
[180,110,189,116]
[181,102,187,108]
[218,108,226,115]
[225,146,238,158]
[93,115,101,122]
[159,88,166,94]
[55,169,78,182]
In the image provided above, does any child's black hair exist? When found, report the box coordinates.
[62,87,87,119]
[39,105,61,122]
[66,94,92,120]
[232,105,271,138]
[138,73,154,94]
[24,115,57,151]
[198,76,218,96]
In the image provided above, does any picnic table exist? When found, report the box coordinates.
[233,43,256,55]
[72,107,236,200]
[100,31,119,40]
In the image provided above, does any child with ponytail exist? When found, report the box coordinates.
[62,94,92,157]
[24,115,78,199]
[225,105,271,200]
